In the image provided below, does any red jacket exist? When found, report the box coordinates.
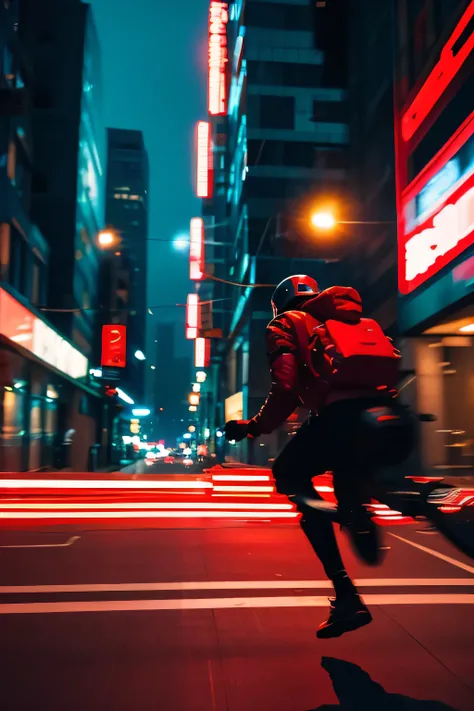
[249,286,363,436]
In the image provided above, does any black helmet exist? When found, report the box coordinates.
[271,275,319,317]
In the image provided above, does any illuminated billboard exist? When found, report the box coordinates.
[208,1,229,116]
[195,337,210,368]
[396,2,474,296]
[189,217,204,280]
[399,112,474,294]
[195,121,213,199]
[101,325,127,368]
[186,293,200,340]
[0,287,88,379]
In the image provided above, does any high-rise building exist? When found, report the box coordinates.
[195,0,351,462]
[1,0,106,472]
[104,128,149,402]
[152,323,191,444]
[394,0,474,472]
[19,0,105,358]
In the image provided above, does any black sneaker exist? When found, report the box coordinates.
[341,509,384,566]
[317,595,373,639]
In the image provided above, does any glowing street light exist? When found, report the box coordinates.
[172,233,189,251]
[311,211,336,230]
[98,230,116,247]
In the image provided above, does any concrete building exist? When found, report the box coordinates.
[394,0,474,473]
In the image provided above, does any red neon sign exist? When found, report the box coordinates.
[189,218,204,281]
[400,172,474,294]
[195,337,210,368]
[186,293,200,340]
[208,1,228,116]
[196,121,213,199]
[101,325,127,368]
[402,0,474,142]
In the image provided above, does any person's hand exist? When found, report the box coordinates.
[225,420,252,442]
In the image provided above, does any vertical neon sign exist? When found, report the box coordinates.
[208,1,229,116]
[186,293,200,340]
[189,218,204,280]
[196,121,213,199]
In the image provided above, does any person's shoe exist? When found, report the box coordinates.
[317,595,372,639]
[341,508,384,566]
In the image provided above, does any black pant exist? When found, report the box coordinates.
[272,398,416,580]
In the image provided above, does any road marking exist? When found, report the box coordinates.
[0,536,80,550]
[388,532,474,575]
[1,578,472,594]
[1,593,473,615]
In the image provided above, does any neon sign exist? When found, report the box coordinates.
[401,174,474,294]
[186,293,200,340]
[196,121,213,199]
[189,217,204,280]
[195,337,210,368]
[402,0,474,142]
[208,1,228,116]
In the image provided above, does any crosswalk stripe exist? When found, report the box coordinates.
[1,594,474,615]
[1,578,473,594]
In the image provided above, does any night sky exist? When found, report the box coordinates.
[91,0,208,359]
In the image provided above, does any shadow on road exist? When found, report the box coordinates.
[309,657,457,711]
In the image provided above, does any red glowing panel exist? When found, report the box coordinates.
[186,294,200,340]
[189,217,204,280]
[0,287,37,349]
[196,121,213,199]
[402,0,474,142]
[400,172,474,294]
[101,325,126,368]
[208,1,229,116]
[195,337,210,368]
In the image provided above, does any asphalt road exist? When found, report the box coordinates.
[1,505,474,710]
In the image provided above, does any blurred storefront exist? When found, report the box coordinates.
[0,286,102,472]
[395,1,474,472]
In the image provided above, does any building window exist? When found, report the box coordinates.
[259,96,295,130]
[34,89,53,110]
[312,100,347,123]
[31,171,48,193]
[247,61,322,88]
[245,3,312,31]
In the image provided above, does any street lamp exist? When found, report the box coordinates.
[172,233,189,251]
[311,211,336,230]
[98,230,116,247]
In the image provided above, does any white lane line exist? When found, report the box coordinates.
[0,536,80,550]
[1,578,473,594]
[388,532,474,575]
[1,594,474,615]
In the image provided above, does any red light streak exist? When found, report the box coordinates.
[0,502,293,511]
[211,475,271,482]
[189,218,204,280]
[0,511,299,520]
[0,479,212,490]
[208,1,228,116]
[402,0,474,142]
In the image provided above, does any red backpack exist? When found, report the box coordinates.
[286,311,401,403]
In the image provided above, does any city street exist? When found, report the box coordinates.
[1,468,474,711]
